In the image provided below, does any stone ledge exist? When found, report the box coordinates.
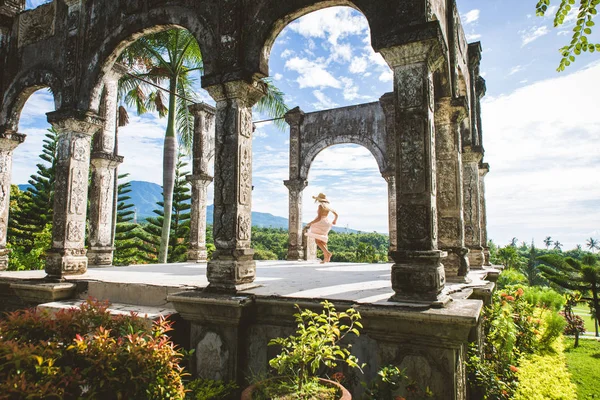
[10,281,77,303]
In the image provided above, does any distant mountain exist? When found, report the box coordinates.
[17,180,362,233]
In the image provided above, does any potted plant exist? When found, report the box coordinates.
[242,300,364,399]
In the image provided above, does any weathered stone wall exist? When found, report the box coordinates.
[1,0,471,129]
[296,102,389,179]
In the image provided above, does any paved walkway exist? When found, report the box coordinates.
[0,261,495,305]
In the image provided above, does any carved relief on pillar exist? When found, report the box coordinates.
[45,110,102,278]
[462,148,484,268]
[204,80,265,290]
[383,171,397,253]
[380,37,449,307]
[284,107,305,179]
[479,163,491,266]
[88,152,123,266]
[187,173,213,262]
[285,178,307,261]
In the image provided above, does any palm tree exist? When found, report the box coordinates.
[510,237,518,247]
[538,254,600,336]
[587,237,599,253]
[554,241,563,251]
[544,236,553,250]
[118,29,287,263]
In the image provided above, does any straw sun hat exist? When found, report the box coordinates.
[312,193,330,203]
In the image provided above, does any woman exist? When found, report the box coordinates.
[305,193,338,263]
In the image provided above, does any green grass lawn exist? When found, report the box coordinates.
[573,306,597,334]
[564,338,600,399]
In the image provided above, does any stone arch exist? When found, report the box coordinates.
[300,136,386,181]
[82,7,217,112]
[256,1,368,76]
[0,67,62,131]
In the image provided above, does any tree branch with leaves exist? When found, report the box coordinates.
[536,0,600,71]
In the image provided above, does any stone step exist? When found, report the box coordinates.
[80,281,195,307]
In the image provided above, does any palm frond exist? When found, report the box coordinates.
[255,78,289,130]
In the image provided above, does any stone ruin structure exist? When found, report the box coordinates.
[0,0,495,397]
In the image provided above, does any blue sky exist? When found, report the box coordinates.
[16,1,600,250]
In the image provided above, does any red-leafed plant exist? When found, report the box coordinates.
[0,298,187,400]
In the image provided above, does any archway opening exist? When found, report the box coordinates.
[7,87,56,270]
[251,6,393,262]
[303,144,390,262]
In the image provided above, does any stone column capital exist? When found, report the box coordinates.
[462,147,483,163]
[186,173,214,184]
[381,169,395,182]
[204,79,266,108]
[479,162,490,176]
[284,179,308,192]
[0,129,26,150]
[111,63,129,79]
[435,97,469,124]
[468,42,483,69]
[379,33,446,71]
[90,151,123,169]
[284,106,305,126]
[47,110,104,136]
[476,76,487,99]
[188,102,216,117]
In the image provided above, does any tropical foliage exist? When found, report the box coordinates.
[535,0,600,71]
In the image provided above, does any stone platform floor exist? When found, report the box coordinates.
[0,261,496,306]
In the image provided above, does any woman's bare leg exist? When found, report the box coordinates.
[315,240,332,263]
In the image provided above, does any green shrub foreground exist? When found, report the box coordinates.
[0,299,186,400]
[467,286,575,399]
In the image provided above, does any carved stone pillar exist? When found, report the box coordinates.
[284,179,307,260]
[187,103,215,263]
[479,163,491,266]
[45,111,102,279]
[302,226,318,261]
[462,149,484,268]
[380,92,397,255]
[380,40,449,306]
[204,80,265,291]
[88,154,122,266]
[88,78,123,267]
[383,172,397,253]
[0,130,25,270]
[435,97,470,280]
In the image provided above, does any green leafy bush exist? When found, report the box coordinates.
[497,269,528,289]
[361,365,433,400]
[258,301,364,399]
[0,299,187,399]
[514,337,576,400]
[521,287,565,312]
[185,379,237,400]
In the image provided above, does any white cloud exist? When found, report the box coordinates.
[280,49,294,59]
[520,25,550,46]
[379,71,393,82]
[462,9,480,25]
[349,57,368,74]
[312,90,338,110]
[509,65,523,75]
[284,57,341,89]
[273,73,283,81]
[466,33,482,41]
[482,61,600,249]
[288,7,368,47]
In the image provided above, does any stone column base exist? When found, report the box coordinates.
[286,246,304,261]
[87,247,115,267]
[0,248,10,271]
[390,250,451,307]
[45,249,87,279]
[206,251,257,292]
[468,247,485,269]
[443,247,471,283]
[188,247,208,263]
[483,248,491,266]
